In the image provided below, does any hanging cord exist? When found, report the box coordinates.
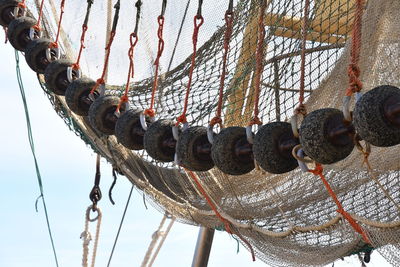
[141,214,175,267]
[152,0,190,114]
[345,0,364,98]
[174,0,203,126]
[106,185,134,267]
[297,0,310,115]
[15,50,60,267]
[171,0,204,144]
[309,164,371,244]
[342,0,365,120]
[47,0,66,60]
[90,0,121,95]
[141,214,166,267]
[143,0,167,118]
[186,169,256,261]
[174,0,204,126]
[342,0,365,122]
[208,0,234,131]
[116,0,142,114]
[147,217,175,267]
[69,0,94,80]
[247,0,267,129]
[81,205,102,267]
[290,0,311,138]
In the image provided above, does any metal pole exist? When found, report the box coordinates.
[191,227,215,267]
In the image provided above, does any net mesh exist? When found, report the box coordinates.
[23,0,400,265]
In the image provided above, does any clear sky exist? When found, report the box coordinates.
[0,40,388,267]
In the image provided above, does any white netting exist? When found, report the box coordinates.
[18,0,400,265]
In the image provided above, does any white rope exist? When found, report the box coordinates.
[81,205,102,267]
[141,214,175,267]
[148,217,175,267]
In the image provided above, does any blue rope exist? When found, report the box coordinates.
[15,50,60,267]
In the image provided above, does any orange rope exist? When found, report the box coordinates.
[209,8,234,128]
[116,33,139,112]
[90,31,116,94]
[71,0,95,71]
[186,170,256,261]
[89,0,120,94]
[175,15,204,126]
[18,0,26,9]
[143,15,165,118]
[71,25,88,71]
[49,0,66,49]
[345,0,365,96]
[309,164,371,244]
[32,0,45,32]
[116,0,142,113]
[248,1,267,127]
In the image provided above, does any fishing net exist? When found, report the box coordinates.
[20,0,400,265]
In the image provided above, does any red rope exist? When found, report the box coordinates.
[209,11,234,128]
[175,15,204,126]
[71,25,88,71]
[116,33,138,113]
[248,1,267,127]
[18,0,26,9]
[143,15,165,118]
[32,0,45,32]
[49,0,66,49]
[345,0,364,96]
[309,164,371,244]
[186,170,256,261]
[90,31,116,94]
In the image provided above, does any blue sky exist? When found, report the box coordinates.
[0,40,388,267]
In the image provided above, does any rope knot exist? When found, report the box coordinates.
[120,95,128,103]
[49,42,58,49]
[80,230,92,244]
[346,64,363,96]
[143,108,155,118]
[32,24,41,32]
[18,2,26,9]
[71,63,80,71]
[295,104,307,116]
[308,163,324,176]
[176,114,187,125]
[209,117,223,127]
[105,32,116,50]
[248,116,262,126]
[96,78,105,85]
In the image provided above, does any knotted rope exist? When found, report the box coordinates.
[175,0,204,126]
[143,0,167,118]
